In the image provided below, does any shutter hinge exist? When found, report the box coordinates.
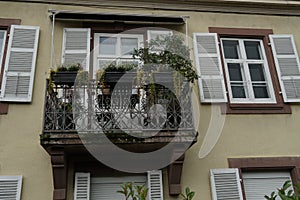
[7,33,10,37]
[240,178,243,183]
[268,43,271,46]
[279,91,282,94]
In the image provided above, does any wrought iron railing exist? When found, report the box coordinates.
[43,78,195,135]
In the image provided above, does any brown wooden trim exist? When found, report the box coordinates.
[228,157,300,184]
[50,147,67,200]
[168,155,184,196]
[209,27,291,114]
[0,103,8,114]
[0,18,21,115]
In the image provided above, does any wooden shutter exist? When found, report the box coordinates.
[0,176,22,200]
[210,169,243,200]
[243,171,292,200]
[270,34,300,102]
[62,28,90,69]
[193,33,227,103]
[147,170,163,200]
[0,25,39,102]
[74,172,90,200]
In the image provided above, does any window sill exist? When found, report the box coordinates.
[221,102,291,114]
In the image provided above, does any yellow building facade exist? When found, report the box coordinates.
[0,0,300,200]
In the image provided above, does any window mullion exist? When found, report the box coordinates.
[240,39,253,100]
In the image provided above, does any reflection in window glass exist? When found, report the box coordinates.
[121,38,138,55]
[100,37,117,55]
[228,63,247,98]
[221,38,274,102]
[0,30,6,65]
[223,40,239,59]
[244,41,261,59]
[249,64,269,98]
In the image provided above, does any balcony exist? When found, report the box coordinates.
[41,73,197,149]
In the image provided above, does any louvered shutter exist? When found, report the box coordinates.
[147,170,163,200]
[74,172,90,200]
[90,176,147,199]
[0,176,22,200]
[270,34,300,102]
[243,171,292,200]
[0,25,39,102]
[193,33,227,103]
[210,169,243,200]
[62,28,90,69]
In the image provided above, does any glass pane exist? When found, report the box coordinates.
[99,37,117,55]
[231,85,246,98]
[99,59,116,68]
[228,63,243,81]
[253,84,269,98]
[222,40,239,59]
[249,64,265,81]
[121,38,138,55]
[244,41,261,59]
[0,31,4,54]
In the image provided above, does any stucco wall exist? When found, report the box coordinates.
[0,1,299,200]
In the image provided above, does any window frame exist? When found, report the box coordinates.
[0,30,7,74]
[0,175,23,200]
[221,38,276,104]
[93,33,144,75]
[209,27,291,114]
[228,157,300,200]
[0,18,21,114]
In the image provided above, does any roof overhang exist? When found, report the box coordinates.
[49,9,186,25]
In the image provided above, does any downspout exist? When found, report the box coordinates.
[183,16,190,46]
[50,10,58,69]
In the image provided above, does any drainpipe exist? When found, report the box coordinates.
[50,10,58,70]
[183,16,190,46]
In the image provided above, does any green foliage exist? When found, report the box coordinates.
[132,34,198,83]
[265,180,300,200]
[103,63,137,72]
[56,63,82,72]
[117,182,148,200]
[180,187,196,200]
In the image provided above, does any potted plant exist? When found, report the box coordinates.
[50,63,82,86]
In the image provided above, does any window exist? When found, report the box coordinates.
[74,170,163,200]
[193,27,298,114]
[0,30,7,68]
[210,168,293,200]
[0,25,40,102]
[0,176,23,200]
[93,33,143,75]
[243,171,292,200]
[221,38,275,103]
[211,157,300,200]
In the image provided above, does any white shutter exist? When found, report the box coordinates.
[193,33,227,103]
[74,172,90,200]
[147,170,163,200]
[243,171,292,200]
[90,176,147,200]
[62,28,90,69]
[0,176,22,200]
[0,25,39,102]
[210,169,243,200]
[270,34,300,102]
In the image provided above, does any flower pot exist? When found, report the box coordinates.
[51,71,78,86]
